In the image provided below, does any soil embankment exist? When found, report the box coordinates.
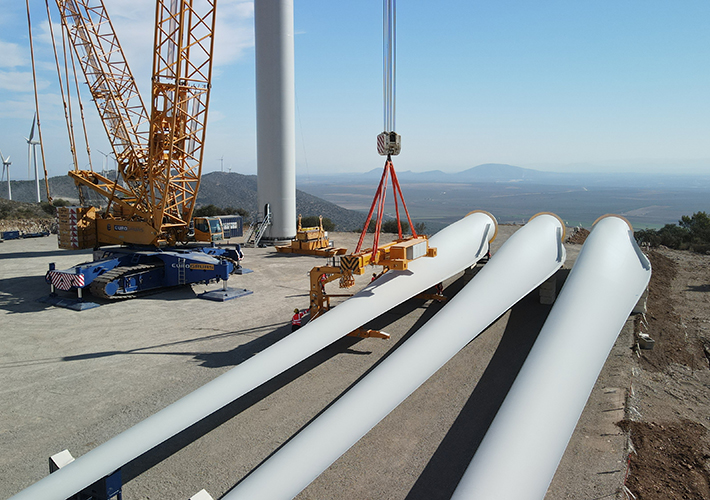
[621,249,710,499]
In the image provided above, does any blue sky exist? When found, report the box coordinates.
[0,0,709,180]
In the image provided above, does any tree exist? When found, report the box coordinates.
[194,205,248,218]
[223,206,249,217]
[657,224,690,249]
[362,218,419,234]
[382,219,409,234]
[41,198,72,216]
[300,215,335,231]
[634,228,661,247]
[680,212,710,245]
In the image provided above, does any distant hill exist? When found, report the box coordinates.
[453,163,550,182]
[299,162,710,189]
[1,175,90,204]
[196,172,367,230]
[0,171,368,232]
[312,163,553,183]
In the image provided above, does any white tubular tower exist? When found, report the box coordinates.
[255,0,297,241]
[452,215,651,500]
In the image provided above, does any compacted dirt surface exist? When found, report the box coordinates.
[621,249,710,499]
[3,227,710,500]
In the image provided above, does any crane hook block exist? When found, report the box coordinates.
[377,131,401,156]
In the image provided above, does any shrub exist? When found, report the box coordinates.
[634,228,661,247]
[634,212,710,252]
[40,202,56,215]
[194,205,248,218]
[382,219,409,234]
[680,212,710,245]
[300,216,335,231]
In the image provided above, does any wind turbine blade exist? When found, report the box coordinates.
[29,113,37,141]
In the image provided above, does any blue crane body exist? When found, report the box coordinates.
[46,244,244,299]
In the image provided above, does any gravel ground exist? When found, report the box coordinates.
[0,224,649,500]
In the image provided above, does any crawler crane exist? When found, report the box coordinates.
[44,0,246,302]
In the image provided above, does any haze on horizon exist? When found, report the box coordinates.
[0,1,708,179]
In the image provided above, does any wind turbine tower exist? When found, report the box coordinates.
[255,0,297,242]
[0,149,11,200]
[25,114,41,202]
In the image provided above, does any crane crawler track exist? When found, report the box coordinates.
[89,262,165,299]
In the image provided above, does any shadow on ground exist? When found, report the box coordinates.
[121,329,368,484]
[0,275,57,313]
[405,269,569,499]
[121,268,475,487]
[118,264,567,496]
[0,247,92,260]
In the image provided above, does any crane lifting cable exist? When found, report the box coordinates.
[377,0,400,156]
[25,0,51,203]
[337,0,434,281]
[355,0,416,254]
[307,0,435,322]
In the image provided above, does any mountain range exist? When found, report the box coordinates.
[300,163,710,190]
[0,171,368,231]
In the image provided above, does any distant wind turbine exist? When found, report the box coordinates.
[0,149,11,200]
[97,149,112,176]
[25,113,41,202]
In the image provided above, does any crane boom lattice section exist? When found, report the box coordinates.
[149,0,216,239]
[56,0,216,245]
[59,0,150,185]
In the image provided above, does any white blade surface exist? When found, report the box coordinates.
[224,213,566,500]
[9,212,496,500]
[452,215,651,500]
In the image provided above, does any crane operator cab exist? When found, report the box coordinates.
[193,217,224,242]
[193,216,244,243]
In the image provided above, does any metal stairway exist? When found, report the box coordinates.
[247,204,271,247]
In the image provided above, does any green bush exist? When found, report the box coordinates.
[634,212,710,252]
[362,218,413,234]
[382,219,409,234]
[40,202,56,215]
[300,216,335,231]
[634,228,661,247]
[194,205,248,218]
[680,211,710,244]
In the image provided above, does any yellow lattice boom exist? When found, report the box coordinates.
[58,0,216,246]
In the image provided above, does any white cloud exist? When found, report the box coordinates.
[0,70,51,92]
[0,97,37,120]
[0,40,28,68]
[213,0,255,66]
[95,0,255,92]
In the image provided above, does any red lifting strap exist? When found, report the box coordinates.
[354,155,418,258]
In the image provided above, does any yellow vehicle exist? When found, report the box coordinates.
[276,215,347,257]
[193,216,244,242]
